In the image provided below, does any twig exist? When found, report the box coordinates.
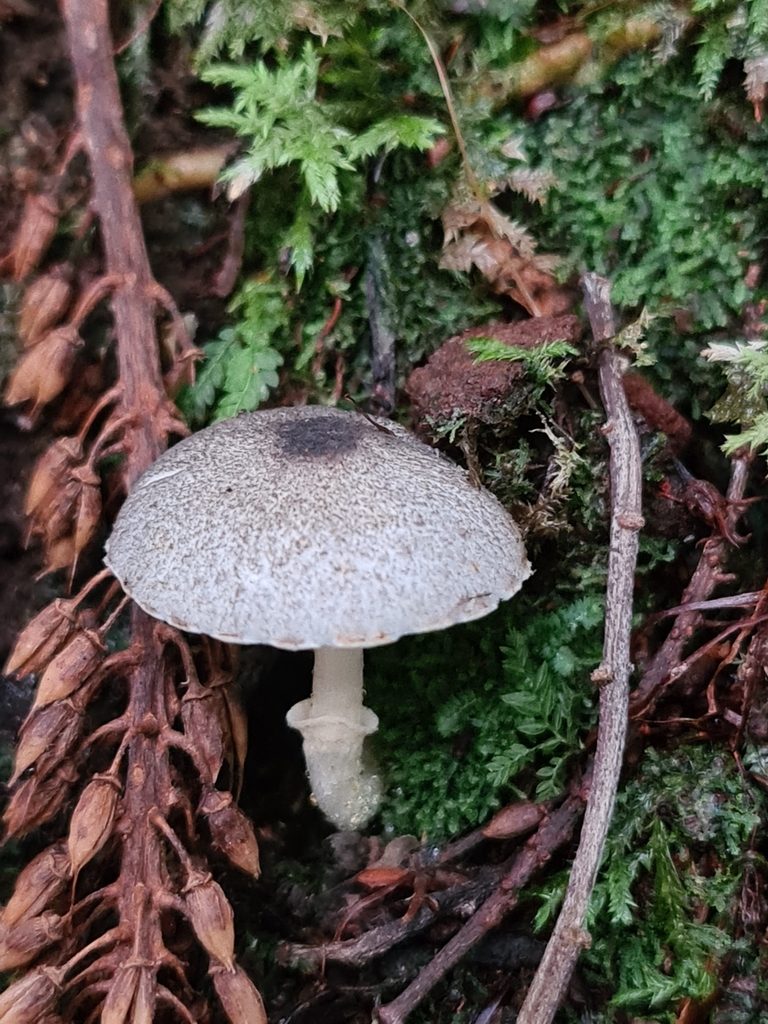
[375,769,591,1024]
[732,612,768,750]
[366,234,396,416]
[63,0,177,487]
[516,273,642,1024]
[284,862,508,969]
[647,592,762,621]
[630,456,752,719]
[211,191,250,298]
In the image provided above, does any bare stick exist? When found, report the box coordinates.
[62,0,181,487]
[630,456,751,719]
[516,273,641,1024]
[375,769,590,1024]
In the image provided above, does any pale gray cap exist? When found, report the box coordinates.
[105,407,531,649]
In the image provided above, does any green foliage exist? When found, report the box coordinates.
[174,15,473,415]
[178,277,288,423]
[704,339,768,454]
[367,595,602,839]
[199,43,443,216]
[467,337,577,376]
[165,0,360,62]
[519,54,768,332]
[689,0,768,98]
[536,746,764,1019]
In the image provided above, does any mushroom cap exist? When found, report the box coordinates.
[105,407,531,649]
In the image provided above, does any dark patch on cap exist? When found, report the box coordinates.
[275,414,363,458]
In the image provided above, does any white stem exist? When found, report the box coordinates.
[309,648,364,720]
[286,647,382,830]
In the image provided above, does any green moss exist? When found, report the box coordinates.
[366,594,603,840]
[536,745,765,1020]
[519,54,768,332]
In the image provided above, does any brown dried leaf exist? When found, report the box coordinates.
[8,193,59,281]
[68,775,121,876]
[4,596,79,676]
[19,267,73,347]
[482,800,546,840]
[212,965,267,1024]
[101,966,140,1024]
[745,55,768,120]
[184,871,235,970]
[11,702,82,785]
[4,765,78,838]
[2,842,71,928]
[4,325,83,415]
[201,790,260,878]
[507,168,557,205]
[0,911,64,971]
[34,629,105,709]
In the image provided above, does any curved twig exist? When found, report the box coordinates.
[516,273,642,1024]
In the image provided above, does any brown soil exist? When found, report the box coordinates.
[406,315,583,431]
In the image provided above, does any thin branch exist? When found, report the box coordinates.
[516,273,641,1024]
[375,769,591,1024]
[631,455,752,719]
[62,0,175,487]
[284,863,509,969]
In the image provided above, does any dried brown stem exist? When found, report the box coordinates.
[49,2,216,1017]
[515,273,641,1024]
[376,771,590,1024]
[732,612,768,749]
[61,0,177,488]
[285,862,512,969]
[631,455,752,719]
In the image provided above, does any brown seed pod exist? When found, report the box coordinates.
[212,965,267,1024]
[0,911,64,971]
[0,966,61,1024]
[182,678,226,785]
[36,478,81,549]
[72,482,101,565]
[221,685,248,791]
[482,800,546,840]
[184,871,235,971]
[25,438,84,522]
[4,764,78,838]
[67,775,121,877]
[34,629,106,709]
[100,965,140,1024]
[40,535,78,579]
[200,790,260,879]
[2,842,71,929]
[4,325,83,416]
[8,193,59,281]
[4,596,79,677]
[11,701,82,785]
[18,266,73,347]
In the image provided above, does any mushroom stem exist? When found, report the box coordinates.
[286,647,382,830]
[308,647,365,720]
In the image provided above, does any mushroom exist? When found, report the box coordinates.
[105,407,531,829]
